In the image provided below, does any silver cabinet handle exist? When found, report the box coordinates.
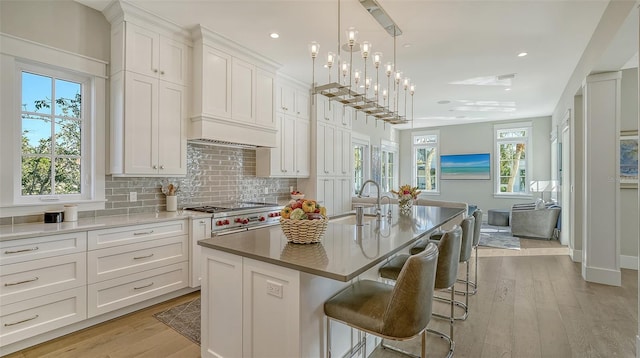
[199,220,206,224]
[5,315,39,327]
[133,230,154,236]
[153,69,158,73]
[134,282,154,290]
[153,165,158,169]
[160,165,165,169]
[4,247,39,254]
[160,70,165,75]
[5,277,39,286]
[133,253,154,260]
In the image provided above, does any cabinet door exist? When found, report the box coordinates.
[295,119,310,177]
[317,123,335,176]
[202,46,232,119]
[318,179,335,216]
[319,96,336,125]
[124,73,158,175]
[231,58,256,123]
[190,218,211,288]
[295,89,310,120]
[340,129,352,176]
[337,178,352,215]
[125,23,159,78]
[281,115,296,175]
[256,69,275,128]
[339,106,353,129]
[157,82,186,175]
[276,82,295,114]
[159,36,188,85]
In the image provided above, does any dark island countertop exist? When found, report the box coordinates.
[198,205,464,281]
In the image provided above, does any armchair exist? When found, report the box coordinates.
[510,202,561,239]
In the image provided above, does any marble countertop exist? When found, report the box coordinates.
[198,205,464,281]
[0,211,211,241]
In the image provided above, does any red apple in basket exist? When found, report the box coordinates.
[307,213,323,220]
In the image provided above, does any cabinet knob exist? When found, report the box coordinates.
[160,165,165,169]
[153,69,158,73]
[160,70,165,75]
[199,220,206,224]
[153,165,158,169]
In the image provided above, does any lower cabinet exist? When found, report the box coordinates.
[189,217,211,288]
[316,177,352,216]
[0,287,87,346]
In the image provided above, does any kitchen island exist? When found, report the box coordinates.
[198,205,463,358]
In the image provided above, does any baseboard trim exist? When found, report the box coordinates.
[570,248,582,263]
[582,265,621,286]
[620,255,638,270]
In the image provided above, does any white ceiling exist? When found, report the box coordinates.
[78,0,637,130]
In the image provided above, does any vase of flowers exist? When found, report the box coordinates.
[391,184,421,215]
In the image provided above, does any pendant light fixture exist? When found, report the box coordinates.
[309,0,414,125]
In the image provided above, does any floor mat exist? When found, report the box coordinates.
[154,297,201,345]
[479,224,521,250]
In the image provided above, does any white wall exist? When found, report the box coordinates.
[620,68,639,260]
[350,111,399,147]
[0,0,110,62]
[398,116,552,215]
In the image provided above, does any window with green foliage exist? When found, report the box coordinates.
[413,132,439,192]
[353,138,370,195]
[20,70,84,198]
[495,125,531,195]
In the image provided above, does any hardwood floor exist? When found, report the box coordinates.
[6,243,637,358]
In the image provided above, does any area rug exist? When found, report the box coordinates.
[154,297,201,345]
[479,224,521,250]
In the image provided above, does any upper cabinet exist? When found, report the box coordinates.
[190,26,280,147]
[276,82,310,120]
[105,1,191,177]
[122,22,188,85]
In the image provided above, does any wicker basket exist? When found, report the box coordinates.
[280,218,328,244]
[280,242,329,268]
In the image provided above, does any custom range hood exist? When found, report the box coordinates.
[189,25,281,149]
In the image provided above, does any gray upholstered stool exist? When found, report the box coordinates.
[325,243,439,358]
[379,227,463,358]
[467,210,483,295]
[488,208,509,226]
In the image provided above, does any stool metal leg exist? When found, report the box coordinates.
[327,316,331,358]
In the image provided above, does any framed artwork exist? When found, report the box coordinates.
[620,130,638,188]
[440,153,491,180]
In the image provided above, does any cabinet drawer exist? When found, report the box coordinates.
[88,235,188,283]
[87,220,187,250]
[87,261,188,317]
[0,232,87,266]
[0,287,87,346]
[1,252,86,306]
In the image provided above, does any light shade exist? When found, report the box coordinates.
[308,42,320,58]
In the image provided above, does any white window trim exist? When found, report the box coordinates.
[0,34,107,217]
[493,121,533,198]
[352,133,370,196]
[381,139,398,193]
[412,130,440,195]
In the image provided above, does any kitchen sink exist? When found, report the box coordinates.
[330,212,379,225]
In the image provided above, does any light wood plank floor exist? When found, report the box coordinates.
[6,240,637,358]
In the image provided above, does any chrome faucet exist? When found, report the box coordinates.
[358,180,382,218]
[381,195,392,219]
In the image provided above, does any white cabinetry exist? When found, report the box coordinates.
[86,220,189,317]
[256,77,311,178]
[189,217,211,288]
[190,26,278,147]
[107,15,189,177]
[0,233,87,346]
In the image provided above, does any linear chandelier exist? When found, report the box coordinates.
[309,0,414,125]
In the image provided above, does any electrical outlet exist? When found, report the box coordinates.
[266,280,283,298]
[264,187,269,194]
[129,192,137,202]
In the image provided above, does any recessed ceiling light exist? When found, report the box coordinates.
[403,43,412,48]
[505,88,511,91]
[517,52,528,57]
[437,100,451,104]
[270,33,280,39]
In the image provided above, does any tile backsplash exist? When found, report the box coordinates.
[5,143,297,224]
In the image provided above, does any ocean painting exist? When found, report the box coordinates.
[620,133,638,186]
[440,153,491,180]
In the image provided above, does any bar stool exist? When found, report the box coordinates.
[324,243,439,358]
[379,227,462,358]
[466,209,483,295]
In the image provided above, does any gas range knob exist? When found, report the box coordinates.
[259,216,266,221]
[235,218,242,223]
[224,219,230,225]
[216,220,224,226]
[268,213,274,217]
[242,219,249,224]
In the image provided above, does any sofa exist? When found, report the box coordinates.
[510,202,561,239]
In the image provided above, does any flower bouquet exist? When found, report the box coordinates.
[280,199,328,244]
[391,184,421,215]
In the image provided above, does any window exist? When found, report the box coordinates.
[352,136,370,195]
[1,34,106,215]
[495,123,532,195]
[412,132,439,193]
[381,140,398,192]
[20,70,84,198]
